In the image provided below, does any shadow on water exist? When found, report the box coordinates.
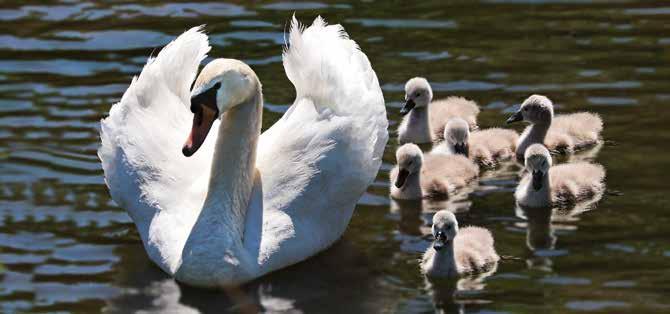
[1,0,670,313]
[108,239,381,313]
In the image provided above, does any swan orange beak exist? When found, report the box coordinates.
[182,103,218,157]
[183,85,220,157]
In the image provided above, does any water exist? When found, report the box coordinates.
[1,1,669,313]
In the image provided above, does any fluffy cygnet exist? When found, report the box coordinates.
[507,94,603,160]
[390,144,479,200]
[432,118,519,167]
[398,77,480,144]
[421,210,499,278]
[515,144,605,208]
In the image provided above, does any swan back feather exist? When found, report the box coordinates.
[544,112,603,153]
[469,128,519,167]
[549,162,606,205]
[430,96,480,140]
[421,154,479,193]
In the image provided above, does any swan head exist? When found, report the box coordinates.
[183,58,260,156]
[443,118,470,157]
[431,210,459,251]
[524,144,552,190]
[400,77,433,115]
[506,94,554,125]
[394,143,423,188]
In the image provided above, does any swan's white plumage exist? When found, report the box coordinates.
[253,16,387,271]
[99,17,387,287]
[99,26,215,274]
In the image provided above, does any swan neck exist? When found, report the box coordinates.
[528,121,550,144]
[431,244,456,275]
[404,171,423,198]
[517,121,550,159]
[528,172,551,206]
[409,107,431,138]
[204,84,263,238]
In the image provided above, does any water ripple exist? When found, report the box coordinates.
[346,18,457,29]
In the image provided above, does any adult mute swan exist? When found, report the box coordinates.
[98,17,388,288]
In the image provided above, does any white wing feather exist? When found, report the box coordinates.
[99,27,215,253]
[253,16,387,268]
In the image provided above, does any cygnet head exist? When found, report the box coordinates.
[394,143,423,188]
[183,58,260,157]
[431,210,459,251]
[524,144,553,191]
[506,94,554,125]
[443,118,470,157]
[400,77,433,115]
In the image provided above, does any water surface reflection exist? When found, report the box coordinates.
[1,0,670,313]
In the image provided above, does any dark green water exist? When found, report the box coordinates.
[1,1,669,313]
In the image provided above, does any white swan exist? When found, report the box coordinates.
[98,17,388,288]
